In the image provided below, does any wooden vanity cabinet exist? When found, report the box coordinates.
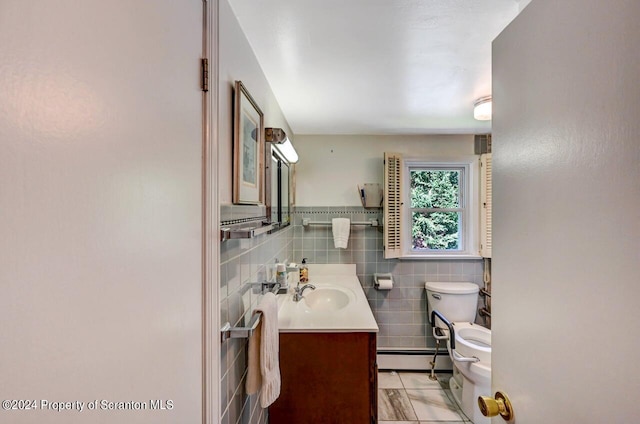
[270,332,378,424]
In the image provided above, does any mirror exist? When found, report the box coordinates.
[266,146,291,230]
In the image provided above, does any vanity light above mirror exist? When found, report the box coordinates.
[265,127,296,232]
[265,127,299,163]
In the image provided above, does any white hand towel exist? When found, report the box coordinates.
[332,218,351,249]
[245,292,281,408]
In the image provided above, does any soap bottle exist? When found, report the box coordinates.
[299,258,309,283]
[276,263,287,286]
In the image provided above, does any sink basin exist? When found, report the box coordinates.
[276,268,379,332]
[302,287,351,312]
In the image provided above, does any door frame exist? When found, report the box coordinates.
[203,0,220,422]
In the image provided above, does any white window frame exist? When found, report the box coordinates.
[402,157,480,259]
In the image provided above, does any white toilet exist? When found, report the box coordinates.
[425,282,491,424]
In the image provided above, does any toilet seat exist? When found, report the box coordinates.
[453,322,491,364]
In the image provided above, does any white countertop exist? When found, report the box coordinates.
[277,264,379,333]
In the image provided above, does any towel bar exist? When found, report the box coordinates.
[220,283,280,343]
[302,218,379,227]
[220,221,274,242]
[220,312,262,343]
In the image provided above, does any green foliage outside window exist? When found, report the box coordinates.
[410,170,461,250]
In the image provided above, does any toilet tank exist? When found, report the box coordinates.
[425,282,479,326]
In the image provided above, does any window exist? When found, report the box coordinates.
[409,166,465,251]
[384,153,480,259]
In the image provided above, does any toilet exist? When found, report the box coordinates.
[425,282,491,424]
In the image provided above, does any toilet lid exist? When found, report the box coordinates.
[424,281,479,294]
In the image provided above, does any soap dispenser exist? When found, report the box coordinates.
[299,258,309,283]
[276,263,287,286]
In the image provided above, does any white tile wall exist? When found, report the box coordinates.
[220,206,293,424]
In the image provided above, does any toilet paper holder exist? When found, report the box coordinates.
[374,273,394,290]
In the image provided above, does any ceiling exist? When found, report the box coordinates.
[229,0,531,135]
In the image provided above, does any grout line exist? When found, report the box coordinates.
[396,371,420,422]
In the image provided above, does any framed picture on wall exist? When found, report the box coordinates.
[233,80,264,204]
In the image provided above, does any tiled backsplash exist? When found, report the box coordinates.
[220,204,293,424]
[293,206,485,349]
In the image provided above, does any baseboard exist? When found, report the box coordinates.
[377,349,453,371]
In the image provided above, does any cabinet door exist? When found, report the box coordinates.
[271,333,377,424]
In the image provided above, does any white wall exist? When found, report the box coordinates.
[294,134,475,206]
[219,0,293,205]
[493,0,640,421]
[0,2,204,423]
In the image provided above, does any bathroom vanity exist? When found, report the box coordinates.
[270,264,379,424]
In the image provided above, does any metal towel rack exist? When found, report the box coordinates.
[220,221,274,242]
[219,283,280,343]
[302,218,379,227]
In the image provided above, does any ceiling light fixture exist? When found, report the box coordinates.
[474,96,492,121]
[265,127,299,163]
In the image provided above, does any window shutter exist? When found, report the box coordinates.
[384,152,403,259]
[480,153,492,258]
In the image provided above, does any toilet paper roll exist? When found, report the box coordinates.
[376,278,393,290]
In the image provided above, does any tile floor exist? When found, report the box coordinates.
[378,371,470,423]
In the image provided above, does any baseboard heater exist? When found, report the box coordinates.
[377,349,453,372]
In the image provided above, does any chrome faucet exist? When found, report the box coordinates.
[293,283,316,302]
